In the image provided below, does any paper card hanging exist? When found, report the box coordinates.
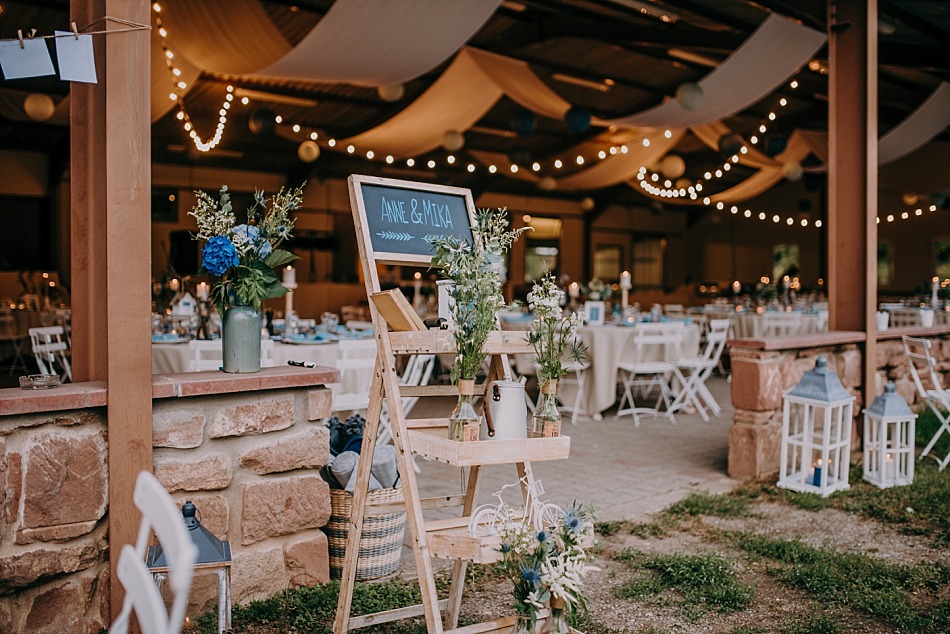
[54,30,98,83]
[0,38,55,80]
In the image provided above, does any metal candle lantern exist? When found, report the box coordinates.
[147,500,232,633]
[778,355,856,497]
[863,382,917,488]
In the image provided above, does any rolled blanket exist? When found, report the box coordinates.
[371,444,399,489]
[330,451,359,489]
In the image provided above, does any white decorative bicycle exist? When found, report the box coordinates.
[468,476,563,537]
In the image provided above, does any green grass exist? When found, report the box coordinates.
[726,531,950,634]
[663,491,754,519]
[594,519,624,536]
[613,549,755,615]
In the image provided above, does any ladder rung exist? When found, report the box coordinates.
[347,599,449,630]
[405,417,450,430]
[399,384,459,397]
[444,609,553,634]
[366,494,465,516]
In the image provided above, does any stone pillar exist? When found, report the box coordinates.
[727,348,784,479]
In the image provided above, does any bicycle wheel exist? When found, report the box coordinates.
[469,506,499,537]
[534,503,563,532]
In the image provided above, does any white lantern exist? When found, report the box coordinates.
[863,382,917,488]
[778,355,856,497]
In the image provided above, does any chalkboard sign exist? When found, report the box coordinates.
[348,174,475,265]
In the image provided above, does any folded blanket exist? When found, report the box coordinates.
[371,444,399,489]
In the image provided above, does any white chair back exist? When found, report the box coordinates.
[28,325,72,382]
[632,322,684,364]
[110,471,198,634]
[902,336,948,406]
[188,339,275,371]
[889,309,921,328]
[701,319,730,365]
[663,304,685,318]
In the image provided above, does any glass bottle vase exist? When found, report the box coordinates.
[543,596,569,634]
[450,378,480,442]
[533,379,561,437]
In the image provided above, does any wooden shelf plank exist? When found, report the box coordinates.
[390,330,534,355]
[409,430,571,466]
[425,516,502,564]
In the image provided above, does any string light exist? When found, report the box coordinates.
[153,3,235,152]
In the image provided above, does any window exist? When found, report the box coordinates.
[522,216,561,283]
[632,237,664,288]
[0,196,53,270]
[593,245,622,280]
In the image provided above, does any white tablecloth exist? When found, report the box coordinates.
[700,310,825,338]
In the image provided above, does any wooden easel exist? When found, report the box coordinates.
[333,175,572,633]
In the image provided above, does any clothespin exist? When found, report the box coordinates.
[17,30,24,49]
[70,22,80,40]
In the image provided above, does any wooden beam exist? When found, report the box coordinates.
[827,0,877,411]
[71,0,153,622]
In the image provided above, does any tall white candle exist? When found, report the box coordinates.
[196,282,209,301]
[282,266,296,287]
[413,272,423,308]
[569,282,579,299]
[620,270,632,290]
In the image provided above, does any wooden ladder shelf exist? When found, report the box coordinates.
[333,175,576,634]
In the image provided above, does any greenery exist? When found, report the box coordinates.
[613,550,755,615]
[526,273,588,383]
[727,531,950,633]
[427,208,530,381]
[189,184,302,314]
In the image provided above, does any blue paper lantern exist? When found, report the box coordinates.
[508,146,531,166]
[764,133,788,157]
[717,133,743,157]
[511,110,537,136]
[564,106,591,133]
[248,108,276,136]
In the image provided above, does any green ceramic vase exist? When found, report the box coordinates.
[222,306,262,373]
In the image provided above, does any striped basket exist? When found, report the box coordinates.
[326,487,406,580]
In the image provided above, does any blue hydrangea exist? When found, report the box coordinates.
[202,235,239,276]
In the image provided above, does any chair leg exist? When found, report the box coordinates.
[919,402,950,470]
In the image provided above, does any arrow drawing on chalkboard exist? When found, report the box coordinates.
[376,231,413,241]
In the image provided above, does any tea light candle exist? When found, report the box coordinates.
[620,270,632,290]
[732,280,741,295]
[283,265,296,287]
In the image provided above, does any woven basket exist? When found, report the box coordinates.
[326,487,406,580]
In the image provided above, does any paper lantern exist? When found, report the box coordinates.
[564,106,591,133]
[538,176,558,191]
[675,178,691,189]
[580,197,595,211]
[659,154,686,179]
[377,83,405,102]
[442,130,465,152]
[508,146,531,166]
[764,133,787,157]
[782,161,803,181]
[297,140,320,163]
[511,110,537,136]
[901,193,920,205]
[248,108,276,136]
[675,82,703,110]
[717,132,743,156]
[24,94,55,121]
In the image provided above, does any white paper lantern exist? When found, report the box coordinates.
[442,130,465,152]
[297,140,320,163]
[782,161,803,181]
[580,197,595,211]
[660,154,686,179]
[377,83,405,102]
[24,94,55,121]
[537,176,558,191]
[675,82,704,110]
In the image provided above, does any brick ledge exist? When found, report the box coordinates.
[0,366,339,416]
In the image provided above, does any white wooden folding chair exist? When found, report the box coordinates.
[760,312,802,338]
[902,336,950,470]
[616,323,684,426]
[28,325,72,382]
[188,339,274,371]
[331,339,378,415]
[110,471,198,634]
[378,354,436,449]
[670,319,730,421]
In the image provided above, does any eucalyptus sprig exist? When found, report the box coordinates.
[427,208,530,381]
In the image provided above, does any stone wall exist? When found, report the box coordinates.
[728,330,950,479]
[0,379,335,633]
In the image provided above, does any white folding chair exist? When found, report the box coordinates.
[902,336,950,470]
[760,312,802,338]
[890,309,921,328]
[331,339,378,415]
[110,471,198,634]
[616,323,684,426]
[188,339,274,371]
[663,304,686,318]
[671,319,730,421]
[378,354,436,450]
[28,325,72,382]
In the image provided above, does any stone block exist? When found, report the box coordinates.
[155,453,232,492]
[0,597,12,634]
[23,428,107,530]
[284,531,330,586]
[307,388,333,421]
[5,451,21,524]
[781,355,817,392]
[154,409,206,449]
[730,354,782,411]
[239,427,330,475]
[894,377,918,405]
[876,340,905,370]
[210,397,295,438]
[16,519,99,544]
[837,347,863,388]
[231,547,289,604]
[241,475,330,545]
[0,524,106,592]
[21,566,109,634]
[728,416,782,479]
[172,493,230,539]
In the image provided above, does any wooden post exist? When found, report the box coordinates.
[827,0,877,408]
[70,0,153,620]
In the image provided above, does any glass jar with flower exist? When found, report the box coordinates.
[526,274,588,437]
[427,208,530,441]
[189,183,302,372]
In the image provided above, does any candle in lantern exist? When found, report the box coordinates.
[811,459,823,486]
[169,278,180,292]
[569,282,579,299]
[884,453,896,483]
[282,265,296,287]
[196,282,209,301]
